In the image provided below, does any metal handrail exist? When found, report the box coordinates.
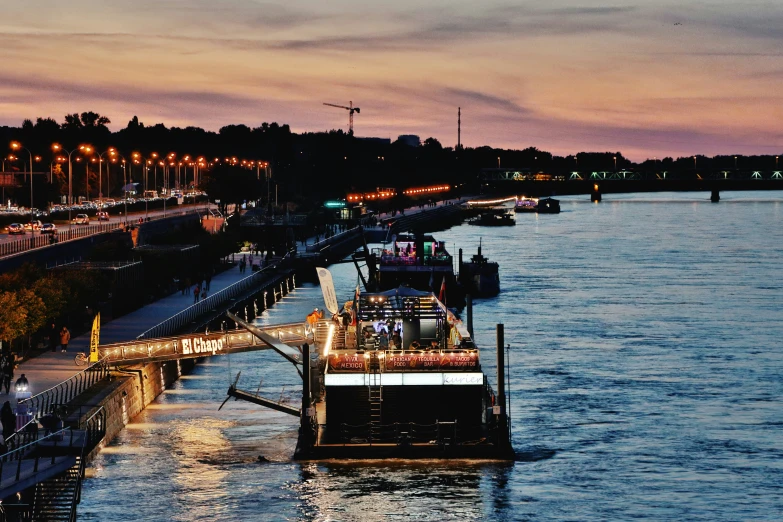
[136,252,295,340]
[0,425,76,482]
[305,226,362,253]
[17,357,111,418]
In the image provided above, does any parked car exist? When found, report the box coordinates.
[24,220,44,231]
[6,223,25,235]
[72,214,90,225]
[97,211,110,221]
[40,223,57,234]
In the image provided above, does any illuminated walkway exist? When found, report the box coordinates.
[13,260,255,402]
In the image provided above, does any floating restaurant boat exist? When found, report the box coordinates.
[367,233,463,306]
[514,196,560,214]
[514,197,538,213]
[458,242,500,297]
[468,209,515,226]
[294,286,514,459]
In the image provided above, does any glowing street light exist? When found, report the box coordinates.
[10,141,39,221]
[52,143,90,226]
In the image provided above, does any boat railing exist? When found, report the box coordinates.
[327,348,480,373]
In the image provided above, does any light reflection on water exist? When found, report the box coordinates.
[80,192,783,521]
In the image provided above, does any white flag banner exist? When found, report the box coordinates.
[316,267,339,315]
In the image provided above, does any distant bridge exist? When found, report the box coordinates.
[480,168,783,182]
[479,173,783,198]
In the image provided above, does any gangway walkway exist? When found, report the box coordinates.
[98,321,306,366]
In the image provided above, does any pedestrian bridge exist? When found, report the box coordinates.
[98,320,309,366]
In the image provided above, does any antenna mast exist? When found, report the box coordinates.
[457,107,461,150]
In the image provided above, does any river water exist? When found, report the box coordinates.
[79,191,783,521]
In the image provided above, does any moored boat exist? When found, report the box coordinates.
[296,286,514,459]
[458,242,500,297]
[514,197,538,213]
[368,233,463,306]
[536,197,560,214]
[468,209,515,226]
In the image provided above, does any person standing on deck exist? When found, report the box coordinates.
[193,285,200,303]
[59,326,71,353]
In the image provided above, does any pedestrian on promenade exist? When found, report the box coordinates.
[193,285,200,303]
[201,289,207,300]
[183,277,191,296]
[205,272,212,292]
[48,322,58,352]
[1,401,14,440]
[1,359,12,395]
[59,326,71,353]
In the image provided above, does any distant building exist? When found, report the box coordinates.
[396,135,421,147]
[357,137,392,146]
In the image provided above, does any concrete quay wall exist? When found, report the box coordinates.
[86,358,198,462]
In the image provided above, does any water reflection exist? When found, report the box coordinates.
[291,461,514,521]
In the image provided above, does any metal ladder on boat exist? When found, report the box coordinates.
[368,352,382,440]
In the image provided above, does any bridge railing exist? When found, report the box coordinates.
[17,358,111,419]
[136,252,294,340]
[306,226,362,253]
[0,207,209,259]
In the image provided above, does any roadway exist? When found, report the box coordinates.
[0,202,216,245]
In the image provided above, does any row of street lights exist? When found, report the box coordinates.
[4,144,273,220]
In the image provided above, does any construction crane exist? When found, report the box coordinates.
[323,101,360,135]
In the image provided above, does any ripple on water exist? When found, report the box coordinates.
[80,193,783,521]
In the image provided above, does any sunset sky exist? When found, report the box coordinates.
[2,0,782,160]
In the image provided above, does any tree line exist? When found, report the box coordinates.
[1,113,780,210]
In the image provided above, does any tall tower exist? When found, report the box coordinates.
[457,107,461,150]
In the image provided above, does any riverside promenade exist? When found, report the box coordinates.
[12,197,472,403]
[12,258,256,403]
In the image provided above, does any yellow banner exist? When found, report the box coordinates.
[89,312,100,362]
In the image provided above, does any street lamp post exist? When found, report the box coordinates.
[693,156,697,170]
[96,147,116,202]
[10,142,37,222]
[79,146,94,201]
[52,143,90,226]
[613,156,617,172]
[132,152,150,220]
[150,152,159,193]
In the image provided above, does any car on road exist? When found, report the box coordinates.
[6,223,26,235]
[40,223,57,234]
[24,220,44,231]
[97,211,110,221]
[72,214,90,225]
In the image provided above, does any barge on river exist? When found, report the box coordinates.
[366,233,463,306]
[293,286,513,459]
